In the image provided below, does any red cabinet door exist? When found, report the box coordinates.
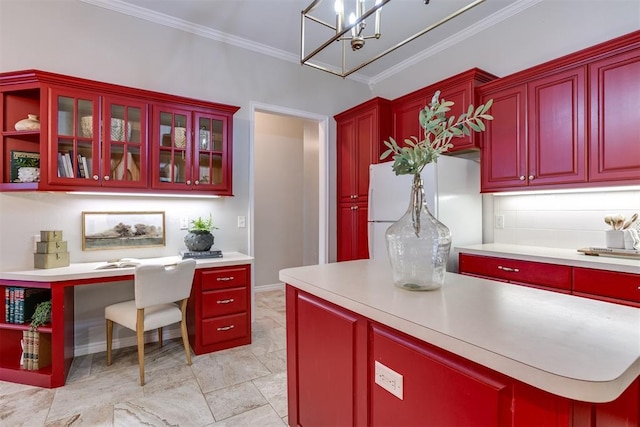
[480,84,528,191]
[337,202,369,262]
[391,94,426,148]
[286,287,367,427]
[527,67,587,186]
[589,47,640,183]
[573,267,640,307]
[370,324,511,426]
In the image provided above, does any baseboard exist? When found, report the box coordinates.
[255,282,284,292]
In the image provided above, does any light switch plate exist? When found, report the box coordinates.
[374,360,403,400]
[494,215,505,229]
[237,216,246,228]
[179,216,189,230]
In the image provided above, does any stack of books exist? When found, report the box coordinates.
[180,248,223,259]
[21,330,51,370]
[4,287,50,324]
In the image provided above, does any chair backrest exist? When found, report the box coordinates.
[134,259,197,309]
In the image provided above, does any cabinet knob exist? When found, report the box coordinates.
[519,176,525,181]
[103,176,110,181]
[217,298,235,304]
[217,276,234,281]
[186,180,192,185]
[529,175,535,180]
[498,265,520,273]
[93,175,99,181]
[194,180,199,185]
[217,325,235,331]
[351,195,357,199]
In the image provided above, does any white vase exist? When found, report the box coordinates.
[15,114,40,131]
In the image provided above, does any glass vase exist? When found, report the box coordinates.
[385,174,451,291]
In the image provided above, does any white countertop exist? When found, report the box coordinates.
[0,252,253,282]
[457,243,640,274]
[280,260,640,403]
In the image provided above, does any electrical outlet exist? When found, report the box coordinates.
[179,216,189,230]
[237,216,246,228]
[495,215,505,229]
[374,361,403,400]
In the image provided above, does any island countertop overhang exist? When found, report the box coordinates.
[279,260,640,403]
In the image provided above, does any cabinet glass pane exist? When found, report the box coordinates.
[159,151,186,183]
[109,145,141,182]
[109,104,139,143]
[212,119,223,151]
[57,96,74,137]
[159,112,187,148]
[212,154,222,184]
[57,139,93,179]
[77,99,94,139]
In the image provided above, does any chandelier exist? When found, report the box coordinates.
[300,0,486,78]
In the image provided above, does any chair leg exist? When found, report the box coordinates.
[106,319,113,366]
[180,299,192,366]
[137,308,145,386]
[158,327,163,347]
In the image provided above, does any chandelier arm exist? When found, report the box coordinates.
[342,0,486,77]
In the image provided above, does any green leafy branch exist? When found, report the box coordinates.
[381,91,493,176]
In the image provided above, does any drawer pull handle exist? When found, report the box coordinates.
[217,276,234,281]
[217,325,235,331]
[498,266,519,273]
[217,298,235,304]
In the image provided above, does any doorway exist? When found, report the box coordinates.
[249,102,329,290]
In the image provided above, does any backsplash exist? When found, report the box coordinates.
[490,189,640,250]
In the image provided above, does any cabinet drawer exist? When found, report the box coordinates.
[202,287,247,318]
[573,268,640,303]
[201,313,248,346]
[201,266,248,290]
[459,254,571,291]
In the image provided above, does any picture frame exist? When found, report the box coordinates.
[10,150,40,182]
[82,211,165,251]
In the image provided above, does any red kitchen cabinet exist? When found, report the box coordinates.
[335,97,390,261]
[286,286,368,427]
[480,66,587,192]
[573,267,640,308]
[391,68,496,154]
[286,285,639,426]
[588,46,640,183]
[186,264,251,355]
[459,253,572,293]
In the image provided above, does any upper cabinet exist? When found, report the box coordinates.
[391,68,496,154]
[480,30,640,193]
[479,66,587,191]
[0,70,239,195]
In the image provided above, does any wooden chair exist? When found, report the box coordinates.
[105,259,197,385]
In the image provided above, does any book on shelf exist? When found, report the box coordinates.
[21,330,51,371]
[95,258,141,270]
[9,150,40,182]
[81,156,91,179]
[77,155,86,178]
[4,287,50,324]
[63,152,73,178]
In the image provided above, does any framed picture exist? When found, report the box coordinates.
[82,211,165,251]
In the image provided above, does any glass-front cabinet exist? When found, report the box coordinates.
[152,105,233,194]
[49,89,148,188]
[0,69,238,195]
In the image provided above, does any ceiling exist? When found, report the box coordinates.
[82,0,541,83]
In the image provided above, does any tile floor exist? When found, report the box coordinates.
[0,289,288,427]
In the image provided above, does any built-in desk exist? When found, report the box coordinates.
[0,252,253,388]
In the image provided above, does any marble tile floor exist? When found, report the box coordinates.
[0,289,288,427]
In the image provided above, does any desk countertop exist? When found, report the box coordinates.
[280,260,640,403]
[0,252,253,282]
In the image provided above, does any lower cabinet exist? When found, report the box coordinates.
[187,264,251,354]
[286,285,639,427]
[458,253,572,293]
[573,267,640,307]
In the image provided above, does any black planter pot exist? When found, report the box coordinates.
[184,230,214,251]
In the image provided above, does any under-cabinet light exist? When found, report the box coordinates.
[67,191,222,199]
[492,185,640,196]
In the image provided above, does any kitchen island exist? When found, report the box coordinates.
[280,260,640,426]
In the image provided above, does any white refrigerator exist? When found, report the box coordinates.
[368,156,482,273]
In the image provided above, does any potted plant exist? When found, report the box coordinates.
[184,213,218,251]
[29,300,52,330]
[380,91,493,291]
[15,155,40,183]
